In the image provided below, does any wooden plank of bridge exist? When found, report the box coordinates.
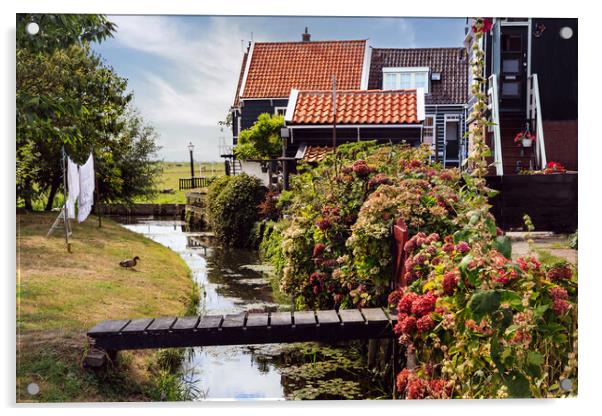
[88,319,130,335]
[222,313,246,329]
[246,312,269,328]
[316,310,340,326]
[147,317,176,332]
[293,310,316,327]
[338,309,365,326]
[270,311,292,327]
[121,318,154,333]
[197,315,223,330]
[361,308,389,325]
[172,316,200,331]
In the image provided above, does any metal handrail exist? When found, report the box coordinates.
[487,74,504,175]
[528,74,547,169]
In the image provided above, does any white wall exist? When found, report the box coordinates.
[240,160,271,187]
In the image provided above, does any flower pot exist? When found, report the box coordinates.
[522,138,533,147]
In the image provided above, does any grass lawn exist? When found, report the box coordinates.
[139,161,224,205]
[16,212,198,402]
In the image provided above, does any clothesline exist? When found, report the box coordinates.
[66,153,95,223]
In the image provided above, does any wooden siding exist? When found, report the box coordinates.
[240,98,289,131]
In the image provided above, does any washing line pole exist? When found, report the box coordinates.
[62,146,72,252]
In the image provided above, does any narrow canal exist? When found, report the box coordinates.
[120,218,286,400]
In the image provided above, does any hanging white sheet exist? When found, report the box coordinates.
[77,154,95,223]
[66,157,80,219]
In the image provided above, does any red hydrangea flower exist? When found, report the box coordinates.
[442,243,455,253]
[552,298,571,315]
[413,253,427,264]
[549,286,569,300]
[429,379,452,398]
[409,159,422,168]
[547,265,573,281]
[411,292,437,317]
[398,315,417,335]
[404,239,416,253]
[426,233,440,244]
[312,243,326,258]
[368,173,392,188]
[398,292,419,314]
[443,270,459,295]
[472,18,493,34]
[455,241,470,254]
[352,159,372,178]
[517,256,541,272]
[396,368,413,393]
[315,218,332,231]
[406,378,428,399]
[388,290,402,307]
[416,314,435,334]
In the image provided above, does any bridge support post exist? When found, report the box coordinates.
[84,347,118,369]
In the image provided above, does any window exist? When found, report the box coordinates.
[382,67,430,93]
[422,115,436,145]
[274,107,287,116]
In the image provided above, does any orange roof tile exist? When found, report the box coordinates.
[302,146,333,163]
[290,89,422,125]
[240,40,367,99]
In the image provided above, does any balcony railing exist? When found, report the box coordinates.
[527,73,547,170]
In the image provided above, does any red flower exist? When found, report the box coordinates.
[312,243,326,258]
[517,256,541,272]
[416,314,435,334]
[406,378,428,399]
[455,241,471,254]
[442,243,454,253]
[552,298,571,315]
[411,292,437,317]
[388,290,402,307]
[545,161,567,173]
[549,286,569,300]
[396,368,413,393]
[398,292,419,314]
[429,379,452,398]
[547,265,573,281]
[352,159,372,178]
[368,173,392,188]
[443,270,459,295]
[399,315,417,335]
[315,218,332,231]
[472,18,493,34]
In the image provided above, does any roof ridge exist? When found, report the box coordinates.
[254,39,368,45]
[372,46,464,51]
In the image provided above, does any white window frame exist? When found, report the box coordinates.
[422,114,436,145]
[382,67,430,93]
[274,106,287,116]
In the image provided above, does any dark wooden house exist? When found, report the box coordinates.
[368,48,469,167]
[465,18,578,174]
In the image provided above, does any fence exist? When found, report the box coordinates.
[487,173,577,233]
[179,177,212,190]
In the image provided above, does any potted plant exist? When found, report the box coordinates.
[514,131,536,147]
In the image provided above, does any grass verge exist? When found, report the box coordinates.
[16,212,199,402]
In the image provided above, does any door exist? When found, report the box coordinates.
[499,26,528,112]
[445,118,459,163]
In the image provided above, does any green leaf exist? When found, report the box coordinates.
[494,236,512,259]
[527,351,544,366]
[498,290,522,310]
[453,229,471,243]
[468,290,501,320]
[505,371,531,398]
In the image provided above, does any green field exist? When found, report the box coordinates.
[138,161,224,204]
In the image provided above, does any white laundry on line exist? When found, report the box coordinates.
[77,154,95,223]
[66,157,80,219]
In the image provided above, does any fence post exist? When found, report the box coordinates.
[392,218,409,288]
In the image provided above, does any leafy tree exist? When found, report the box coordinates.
[234,113,284,160]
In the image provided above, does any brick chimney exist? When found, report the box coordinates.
[302,27,311,42]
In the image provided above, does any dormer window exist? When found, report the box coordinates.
[382,67,430,93]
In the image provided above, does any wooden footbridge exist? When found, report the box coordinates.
[86,308,398,365]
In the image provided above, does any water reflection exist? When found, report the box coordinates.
[119,218,285,400]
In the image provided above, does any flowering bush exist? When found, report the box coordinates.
[261,141,489,309]
[388,230,577,399]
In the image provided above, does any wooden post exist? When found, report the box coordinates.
[392,218,409,288]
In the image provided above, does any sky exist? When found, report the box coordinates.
[92,16,467,162]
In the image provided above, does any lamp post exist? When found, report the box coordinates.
[188,142,195,179]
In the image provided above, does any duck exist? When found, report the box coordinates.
[119,256,140,270]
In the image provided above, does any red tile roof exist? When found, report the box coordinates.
[289,89,422,125]
[302,146,333,163]
[240,40,367,100]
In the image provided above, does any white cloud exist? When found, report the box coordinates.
[104,16,260,160]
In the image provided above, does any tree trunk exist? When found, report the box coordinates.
[45,175,61,211]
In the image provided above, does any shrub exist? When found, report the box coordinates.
[266,141,486,309]
[206,174,266,247]
[234,113,284,160]
[388,229,577,398]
